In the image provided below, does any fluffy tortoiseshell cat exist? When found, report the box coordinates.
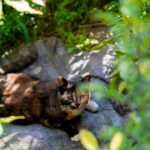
[0,73,99,140]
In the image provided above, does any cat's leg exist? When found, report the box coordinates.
[65,124,81,142]
[12,118,34,125]
[60,117,81,142]
[85,88,99,112]
[40,118,81,141]
[71,133,80,142]
[85,100,99,112]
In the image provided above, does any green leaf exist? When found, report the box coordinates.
[90,80,106,99]
[120,0,142,18]
[0,123,3,136]
[0,0,3,19]
[139,59,150,77]
[15,18,31,43]
[80,129,99,150]
[0,116,25,124]
[118,56,138,82]
[5,0,43,15]
[31,0,45,6]
[110,132,124,150]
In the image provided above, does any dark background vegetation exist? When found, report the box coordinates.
[0,0,117,54]
[0,0,150,149]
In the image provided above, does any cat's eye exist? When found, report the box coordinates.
[61,100,71,105]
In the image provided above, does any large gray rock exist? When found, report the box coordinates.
[0,43,37,74]
[1,124,83,150]
[22,37,115,83]
[0,36,124,150]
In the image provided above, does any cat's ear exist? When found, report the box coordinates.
[81,73,90,82]
[57,76,68,87]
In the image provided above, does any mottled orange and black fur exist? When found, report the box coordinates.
[0,73,90,136]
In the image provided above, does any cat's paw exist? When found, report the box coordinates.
[86,100,99,112]
[71,133,80,142]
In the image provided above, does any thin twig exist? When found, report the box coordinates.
[78,22,107,28]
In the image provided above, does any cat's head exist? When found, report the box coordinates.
[57,76,90,120]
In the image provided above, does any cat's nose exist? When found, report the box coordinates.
[76,102,80,107]
[71,103,78,109]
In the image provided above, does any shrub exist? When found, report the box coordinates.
[0,0,115,55]
[95,0,150,149]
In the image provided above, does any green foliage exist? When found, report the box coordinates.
[94,0,150,149]
[53,0,118,52]
[0,116,25,136]
[0,0,46,55]
[53,0,104,52]
[0,0,115,55]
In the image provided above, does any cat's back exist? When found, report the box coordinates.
[0,73,39,95]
